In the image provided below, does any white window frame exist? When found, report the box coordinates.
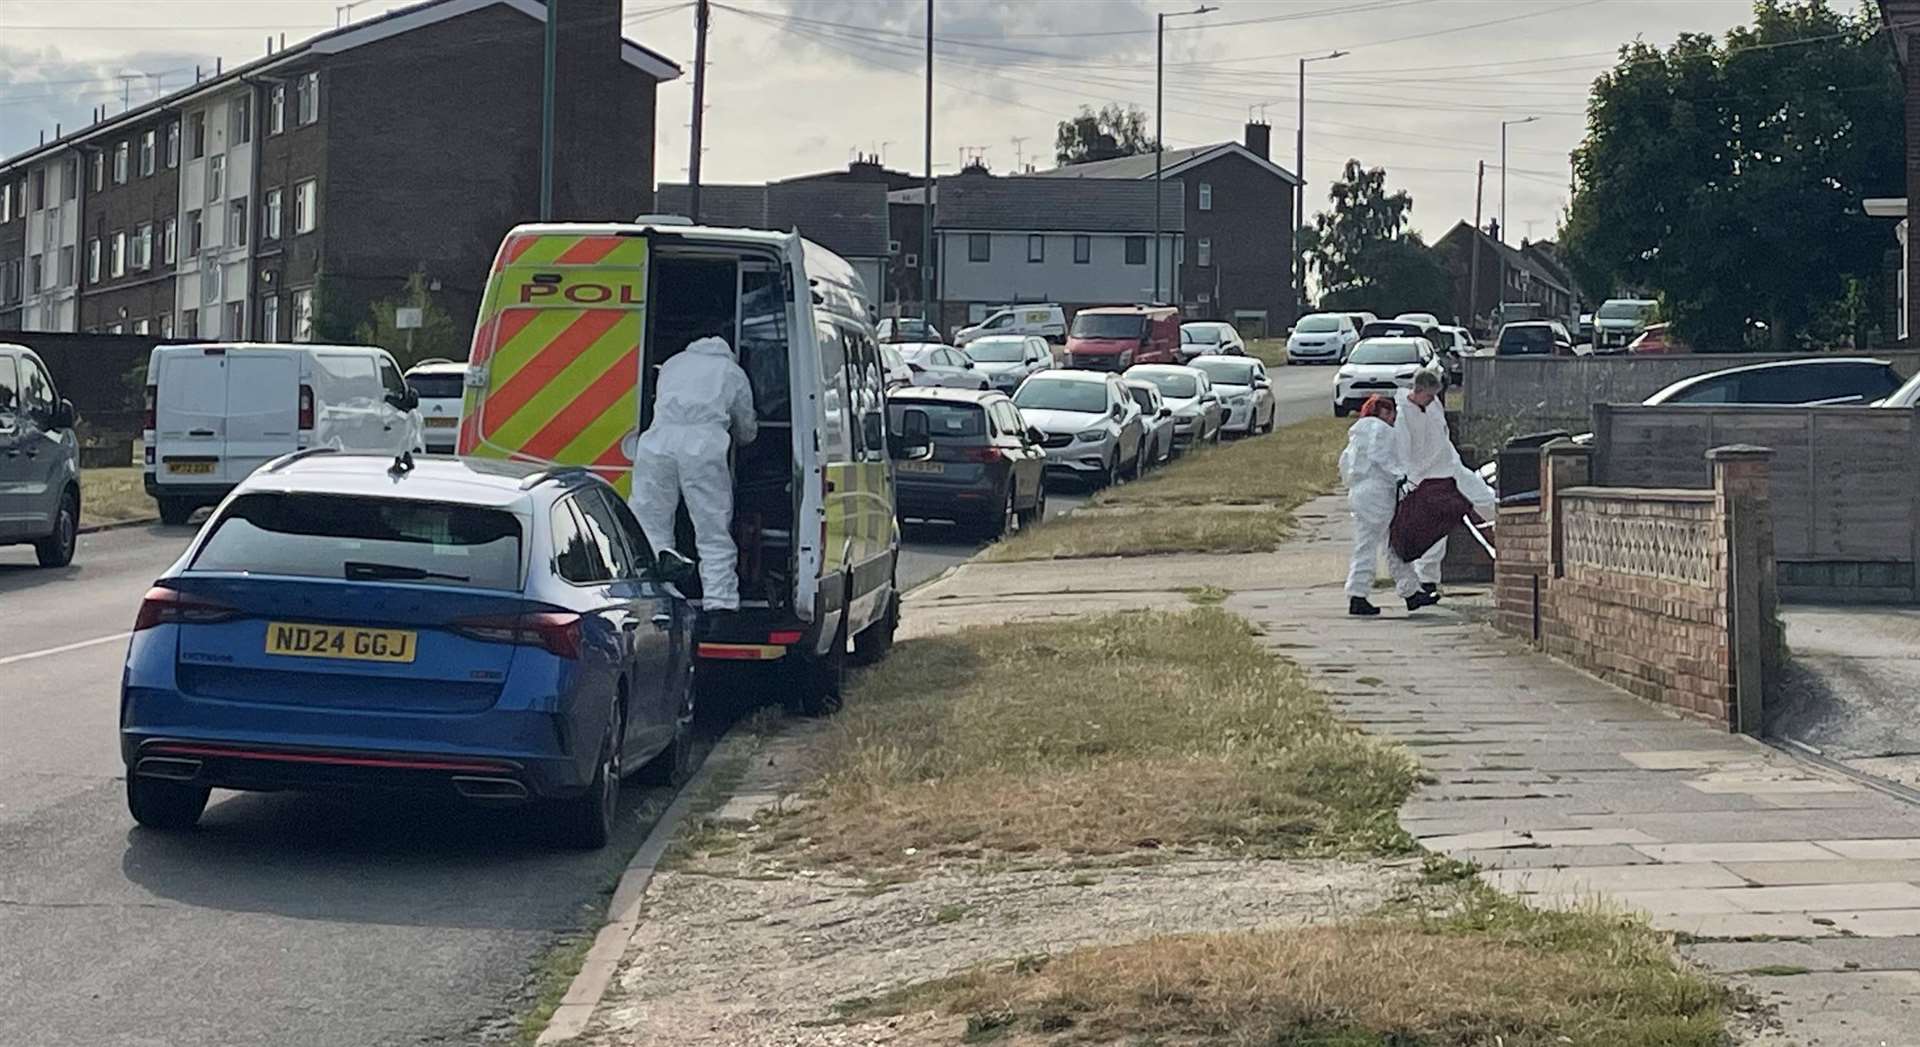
[163,217,177,266]
[140,130,156,177]
[134,222,152,270]
[228,199,247,248]
[231,94,252,145]
[207,155,225,203]
[296,72,319,126]
[110,231,126,277]
[1198,182,1213,211]
[264,188,283,239]
[294,179,317,234]
[1197,238,1212,268]
[87,238,100,284]
[291,288,314,342]
[113,141,129,184]
[165,122,180,168]
[269,85,286,135]
[261,294,280,342]
[91,153,104,191]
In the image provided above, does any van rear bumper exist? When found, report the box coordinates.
[143,475,236,502]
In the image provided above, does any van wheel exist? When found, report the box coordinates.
[35,488,79,568]
[851,574,900,667]
[126,775,210,831]
[157,496,195,527]
[793,595,849,717]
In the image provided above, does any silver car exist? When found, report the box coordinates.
[1012,369,1146,488]
[1125,363,1224,454]
[1124,380,1177,469]
[963,334,1054,393]
[1189,356,1277,436]
[896,342,990,390]
[0,343,81,567]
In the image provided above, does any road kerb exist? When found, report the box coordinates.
[79,516,160,535]
[535,730,755,1045]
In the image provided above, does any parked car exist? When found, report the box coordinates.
[1627,323,1689,354]
[0,342,81,568]
[119,452,698,848]
[1333,337,1445,416]
[879,344,915,390]
[954,303,1067,346]
[145,343,425,526]
[1124,380,1177,467]
[1359,318,1446,354]
[1178,321,1246,360]
[876,317,944,344]
[1062,305,1181,371]
[403,359,468,454]
[963,334,1054,393]
[1394,311,1442,327]
[1645,358,1904,406]
[1593,298,1659,352]
[1189,356,1276,436]
[887,387,1047,538]
[1345,311,1379,331]
[1012,369,1146,487]
[1495,320,1574,357]
[1436,326,1476,384]
[1125,363,1223,453]
[1285,312,1360,365]
[896,342,991,389]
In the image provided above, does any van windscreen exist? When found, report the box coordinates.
[190,493,523,590]
[1071,314,1146,340]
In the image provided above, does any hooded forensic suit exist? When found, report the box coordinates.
[629,337,758,611]
[1340,412,1422,600]
[1392,389,1495,583]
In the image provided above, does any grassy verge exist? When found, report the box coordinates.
[1247,337,1288,367]
[80,466,154,527]
[843,882,1725,1046]
[985,416,1348,562]
[762,608,1417,868]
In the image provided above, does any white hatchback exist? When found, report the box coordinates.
[404,359,469,454]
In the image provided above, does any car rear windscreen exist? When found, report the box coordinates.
[1133,372,1197,398]
[1349,342,1423,366]
[190,492,523,590]
[1192,359,1256,386]
[1498,326,1556,354]
[888,401,984,439]
[408,373,465,399]
[1127,387,1157,412]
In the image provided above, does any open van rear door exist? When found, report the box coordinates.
[783,232,824,623]
[461,230,649,495]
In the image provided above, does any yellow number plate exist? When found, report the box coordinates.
[897,461,945,475]
[168,462,216,475]
[424,416,458,428]
[266,623,418,663]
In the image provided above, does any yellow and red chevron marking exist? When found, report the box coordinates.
[494,233,648,273]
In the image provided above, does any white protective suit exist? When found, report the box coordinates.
[1340,415,1422,600]
[1392,389,1495,583]
[629,337,759,611]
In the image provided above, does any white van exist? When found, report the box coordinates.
[954,303,1067,346]
[143,343,424,525]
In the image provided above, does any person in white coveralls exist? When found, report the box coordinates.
[1392,369,1495,595]
[1340,395,1439,617]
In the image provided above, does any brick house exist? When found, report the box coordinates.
[1030,122,1300,338]
[1434,220,1575,333]
[0,0,678,348]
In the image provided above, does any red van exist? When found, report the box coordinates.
[1062,305,1181,372]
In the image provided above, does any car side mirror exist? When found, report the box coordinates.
[962,359,975,369]
[50,397,76,431]
[1111,404,1125,420]
[1158,406,1172,419]
[1026,425,1046,444]
[1254,378,1270,389]
[889,407,933,461]
[388,387,419,411]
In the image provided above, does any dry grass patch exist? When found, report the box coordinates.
[987,417,1348,562]
[845,886,1725,1046]
[775,608,1417,868]
[81,467,155,527]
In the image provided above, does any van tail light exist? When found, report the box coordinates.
[143,384,157,430]
[133,587,239,631]
[451,612,583,660]
[958,446,1005,464]
[298,385,315,430]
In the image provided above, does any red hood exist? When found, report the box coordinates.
[1066,336,1143,356]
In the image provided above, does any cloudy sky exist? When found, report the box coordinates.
[1,0,1763,241]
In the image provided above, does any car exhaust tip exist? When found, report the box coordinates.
[136,756,204,782]
[451,776,529,802]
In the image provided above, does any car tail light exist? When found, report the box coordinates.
[143,384,157,430]
[957,446,1005,463]
[451,612,583,659]
[298,385,315,430]
[133,587,239,631]
[768,630,803,645]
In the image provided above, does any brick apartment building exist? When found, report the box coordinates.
[0,0,678,345]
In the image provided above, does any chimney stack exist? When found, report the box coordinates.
[1244,120,1270,161]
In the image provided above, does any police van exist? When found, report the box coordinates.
[458,221,929,714]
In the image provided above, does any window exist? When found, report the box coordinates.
[187,209,203,253]
[0,355,15,423]
[1124,236,1147,265]
[0,183,8,223]
[965,233,990,262]
[162,217,177,265]
[261,294,280,341]
[291,288,314,341]
[574,488,640,580]
[228,199,248,247]
[29,168,45,210]
[207,155,224,203]
[264,188,283,239]
[190,112,208,159]
[226,301,245,339]
[903,253,917,268]
[296,72,320,125]
[165,122,180,168]
[134,223,152,270]
[182,309,199,338]
[203,262,223,304]
[1073,235,1090,264]
[139,130,155,176]
[134,318,150,336]
[87,238,100,284]
[158,313,173,338]
[27,254,41,294]
[108,322,124,335]
[294,179,317,233]
[91,153,104,191]
[1197,238,1212,268]
[231,94,252,144]
[1027,234,1044,263]
[551,500,604,583]
[58,245,74,287]
[113,141,129,184]
[17,356,52,418]
[888,239,901,254]
[269,84,286,135]
[1198,182,1213,211]
[110,231,126,277]
[191,493,525,591]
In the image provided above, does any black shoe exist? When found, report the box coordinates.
[1421,582,1440,597]
[1348,597,1381,617]
[1405,591,1440,612]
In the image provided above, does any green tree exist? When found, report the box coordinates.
[353,270,465,369]
[1055,103,1156,165]
[1302,159,1451,316]
[1561,0,1901,349]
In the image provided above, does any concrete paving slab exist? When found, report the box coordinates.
[1721,860,1920,887]
[1808,909,1920,938]
[1622,750,1768,770]
[1526,827,1660,846]
[1481,863,1746,894]
[1736,970,1920,1044]
[1418,829,1534,851]
[1808,936,1920,971]
[1651,912,1836,939]
[1687,777,1860,796]
[1454,845,1656,869]
[1714,882,1920,913]
[1681,940,1835,973]
[1634,842,1842,864]
[1819,838,1920,860]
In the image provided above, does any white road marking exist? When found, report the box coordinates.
[0,632,131,667]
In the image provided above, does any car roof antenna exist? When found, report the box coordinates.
[388,450,415,478]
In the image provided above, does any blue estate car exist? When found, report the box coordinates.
[119,450,697,849]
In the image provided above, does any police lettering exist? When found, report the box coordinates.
[519,282,644,305]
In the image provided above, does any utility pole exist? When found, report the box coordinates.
[1010,136,1026,171]
[1295,51,1346,317]
[688,0,710,223]
[539,0,557,219]
[1155,5,1216,305]
[1468,160,1485,334]
[920,0,933,322]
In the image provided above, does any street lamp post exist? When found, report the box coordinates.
[1294,50,1346,317]
[1154,4,1216,305]
[1498,115,1537,246]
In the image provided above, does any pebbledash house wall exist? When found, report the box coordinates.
[1493,440,1782,732]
